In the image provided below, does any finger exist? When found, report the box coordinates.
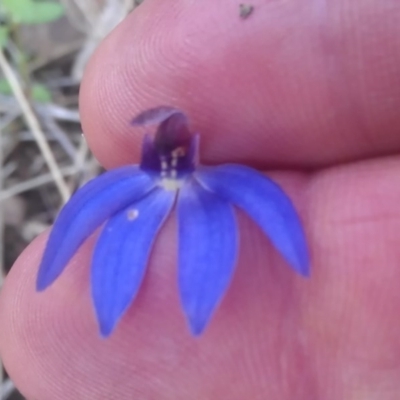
[80,0,400,170]
[2,158,400,399]
[0,173,312,400]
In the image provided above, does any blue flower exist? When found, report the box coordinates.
[36,106,310,337]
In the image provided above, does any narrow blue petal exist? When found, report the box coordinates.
[196,165,310,276]
[37,166,155,291]
[91,188,175,337]
[178,179,238,336]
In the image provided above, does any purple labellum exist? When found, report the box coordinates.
[37,106,310,338]
[154,111,192,154]
[131,106,183,126]
[139,132,198,180]
[136,108,198,182]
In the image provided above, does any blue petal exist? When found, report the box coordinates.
[91,188,175,337]
[177,179,238,336]
[37,166,155,291]
[195,165,310,276]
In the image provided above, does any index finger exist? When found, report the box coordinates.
[80,0,400,170]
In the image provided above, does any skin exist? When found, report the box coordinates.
[1,0,400,398]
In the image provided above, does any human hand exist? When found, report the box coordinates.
[1,0,400,398]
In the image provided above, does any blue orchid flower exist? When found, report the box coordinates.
[36,106,310,337]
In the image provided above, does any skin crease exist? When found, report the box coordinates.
[1,0,400,398]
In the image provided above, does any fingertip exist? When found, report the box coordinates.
[80,0,400,170]
[0,178,317,399]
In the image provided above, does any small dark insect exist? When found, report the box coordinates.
[239,3,254,19]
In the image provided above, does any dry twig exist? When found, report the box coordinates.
[0,49,70,203]
[1,379,15,400]
[0,111,3,400]
[0,161,96,202]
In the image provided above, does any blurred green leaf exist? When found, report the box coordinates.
[29,1,65,24]
[0,26,9,48]
[0,78,52,102]
[2,0,65,25]
[0,78,12,95]
[2,0,36,23]
[31,83,52,102]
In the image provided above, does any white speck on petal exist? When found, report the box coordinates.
[127,209,139,220]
